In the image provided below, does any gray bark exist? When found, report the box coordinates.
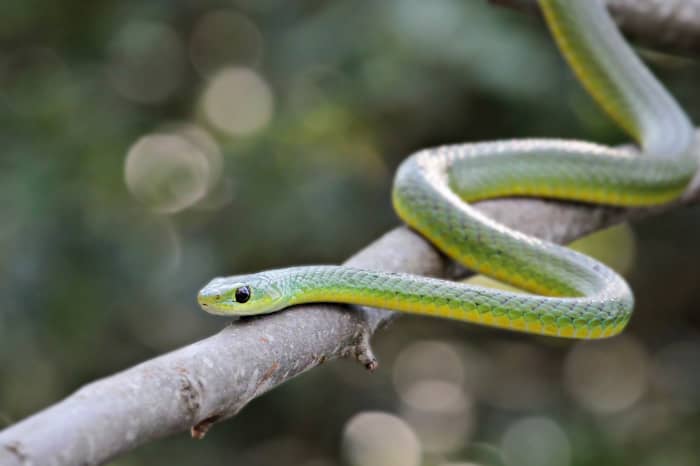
[1,132,699,465]
[2,0,700,461]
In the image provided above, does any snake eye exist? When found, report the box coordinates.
[235,286,251,303]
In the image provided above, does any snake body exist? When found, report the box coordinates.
[198,0,696,339]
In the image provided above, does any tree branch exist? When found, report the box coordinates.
[1,132,699,465]
[490,0,700,56]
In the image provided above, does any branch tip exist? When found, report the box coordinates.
[190,415,221,440]
[353,327,379,371]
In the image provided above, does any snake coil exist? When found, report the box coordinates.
[198,0,696,340]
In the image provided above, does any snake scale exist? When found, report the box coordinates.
[198,0,696,339]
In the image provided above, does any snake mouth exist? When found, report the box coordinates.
[197,293,233,316]
[197,288,218,311]
[197,278,232,315]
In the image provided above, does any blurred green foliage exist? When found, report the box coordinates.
[2,1,700,465]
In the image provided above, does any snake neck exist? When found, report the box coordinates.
[281,265,467,310]
[282,265,398,308]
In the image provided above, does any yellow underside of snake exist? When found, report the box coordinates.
[197,0,697,339]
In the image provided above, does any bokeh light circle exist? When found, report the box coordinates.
[401,379,468,413]
[201,67,274,136]
[564,335,649,413]
[167,122,223,183]
[124,133,211,213]
[501,417,571,466]
[393,341,475,454]
[342,411,421,466]
[393,340,465,392]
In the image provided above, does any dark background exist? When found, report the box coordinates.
[2,1,700,465]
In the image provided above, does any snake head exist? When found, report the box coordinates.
[197,272,286,316]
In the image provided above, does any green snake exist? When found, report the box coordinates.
[198,0,696,339]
